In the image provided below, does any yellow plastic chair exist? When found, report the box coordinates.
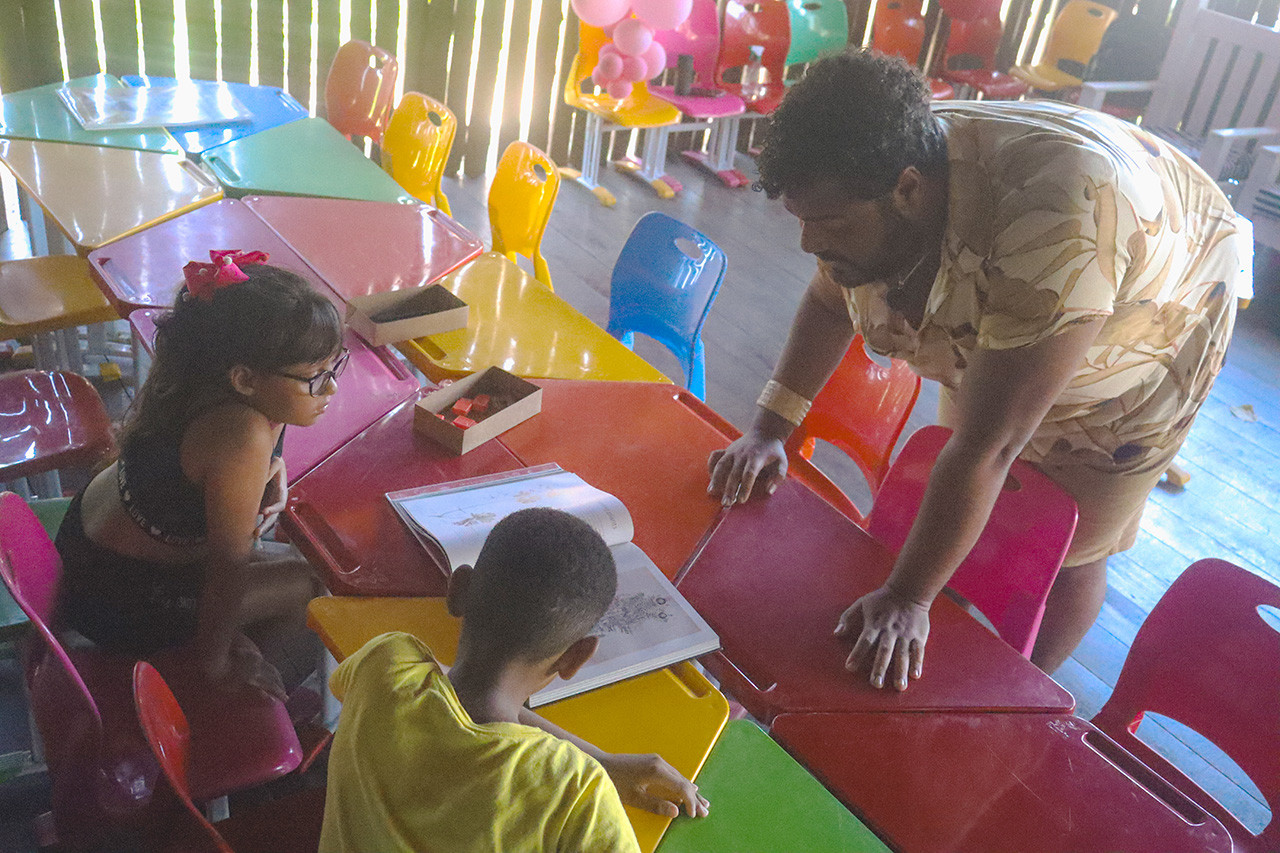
[382,92,457,216]
[562,23,683,206]
[489,141,560,290]
[308,596,728,852]
[1010,0,1118,92]
[0,256,119,374]
[324,39,400,145]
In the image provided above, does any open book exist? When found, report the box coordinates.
[387,465,720,706]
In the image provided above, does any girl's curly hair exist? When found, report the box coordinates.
[756,49,948,199]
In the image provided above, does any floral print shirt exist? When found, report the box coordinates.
[845,100,1243,475]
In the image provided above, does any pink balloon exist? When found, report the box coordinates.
[596,51,624,81]
[607,79,634,99]
[640,40,667,78]
[571,0,630,27]
[621,55,649,83]
[600,42,623,62]
[631,0,693,30]
[613,18,654,57]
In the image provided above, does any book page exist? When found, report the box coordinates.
[531,542,720,707]
[389,468,634,572]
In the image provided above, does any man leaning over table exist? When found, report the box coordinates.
[708,50,1246,691]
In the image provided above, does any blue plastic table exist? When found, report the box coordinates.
[121,75,309,155]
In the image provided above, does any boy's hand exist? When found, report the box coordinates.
[601,753,710,819]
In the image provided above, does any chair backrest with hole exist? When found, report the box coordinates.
[488,141,561,290]
[867,427,1079,657]
[606,212,728,399]
[785,0,849,66]
[654,0,724,86]
[382,92,457,216]
[1092,558,1280,852]
[324,40,400,144]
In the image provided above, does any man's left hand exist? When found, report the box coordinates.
[836,584,930,691]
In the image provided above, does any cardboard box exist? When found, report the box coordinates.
[346,284,468,347]
[414,367,542,454]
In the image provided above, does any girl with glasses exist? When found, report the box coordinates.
[56,251,344,700]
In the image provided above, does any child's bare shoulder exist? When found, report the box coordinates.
[183,403,277,470]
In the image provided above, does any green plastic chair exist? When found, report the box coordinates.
[656,720,892,852]
[785,0,850,67]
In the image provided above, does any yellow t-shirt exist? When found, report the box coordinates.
[845,99,1243,476]
[319,632,641,853]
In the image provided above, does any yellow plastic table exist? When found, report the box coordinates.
[0,138,223,254]
[307,596,728,852]
[399,252,671,384]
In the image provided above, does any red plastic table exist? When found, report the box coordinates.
[677,477,1075,720]
[771,712,1233,853]
[498,380,732,579]
[242,195,484,307]
[280,392,527,596]
[126,306,418,485]
[87,199,330,315]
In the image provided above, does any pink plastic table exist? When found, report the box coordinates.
[772,712,1233,853]
[87,199,327,316]
[497,380,731,579]
[677,478,1075,720]
[243,195,484,306]
[128,308,418,484]
[280,392,527,596]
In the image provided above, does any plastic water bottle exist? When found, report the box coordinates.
[743,45,767,102]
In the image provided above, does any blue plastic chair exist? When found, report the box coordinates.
[606,213,727,399]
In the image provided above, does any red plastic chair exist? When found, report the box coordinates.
[717,0,792,115]
[784,335,921,525]
[1092,558,1280,853]
[0,370,115,499]
[867,426,1078,657]
[872,0,954,98]
[324,39,400,145]
[940,15,1030,99]
[0,492,304,849]
[134,662,327,853]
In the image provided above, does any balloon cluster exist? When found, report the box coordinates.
[572,0,693,99]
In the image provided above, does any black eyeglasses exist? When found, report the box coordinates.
[274,348,350,396]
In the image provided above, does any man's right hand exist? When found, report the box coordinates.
[707,432,788,506]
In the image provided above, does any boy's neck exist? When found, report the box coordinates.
[447,652,547,726]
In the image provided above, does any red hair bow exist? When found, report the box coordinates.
[182,249,270,302]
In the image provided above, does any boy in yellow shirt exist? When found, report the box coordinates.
[320,508,709,852]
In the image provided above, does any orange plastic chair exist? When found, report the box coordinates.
[324,39,400,145]
[132,662,327,853]
[873,0,954,98]
[1009,0,1118,92]
[1091,559,1280,853]
[561,23,682,205]
[867,425,1079,657]
[489,141,560,290]
[783,336,921,525]
[382,92,457,216]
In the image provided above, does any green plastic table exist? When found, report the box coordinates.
[199,117,415,202]
[0,74,181,153]
[656,720,892,853]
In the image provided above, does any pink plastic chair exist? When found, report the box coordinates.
[0,492,304,849]
[0,370,115,498]
[648,0,749,188]
[866,426,1078,657]
[134,662,327,853]
[324,40,400,145]
[1092,559,1280,853]
[785,335,921,525]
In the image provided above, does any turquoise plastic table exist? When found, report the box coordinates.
[656,720,892,853]
[0,74,180,153]
[121,75,309,155]
[199,117,415,202]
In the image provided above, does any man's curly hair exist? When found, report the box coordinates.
[756,49,948,200]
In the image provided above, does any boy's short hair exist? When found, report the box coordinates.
[461,508,617,663]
